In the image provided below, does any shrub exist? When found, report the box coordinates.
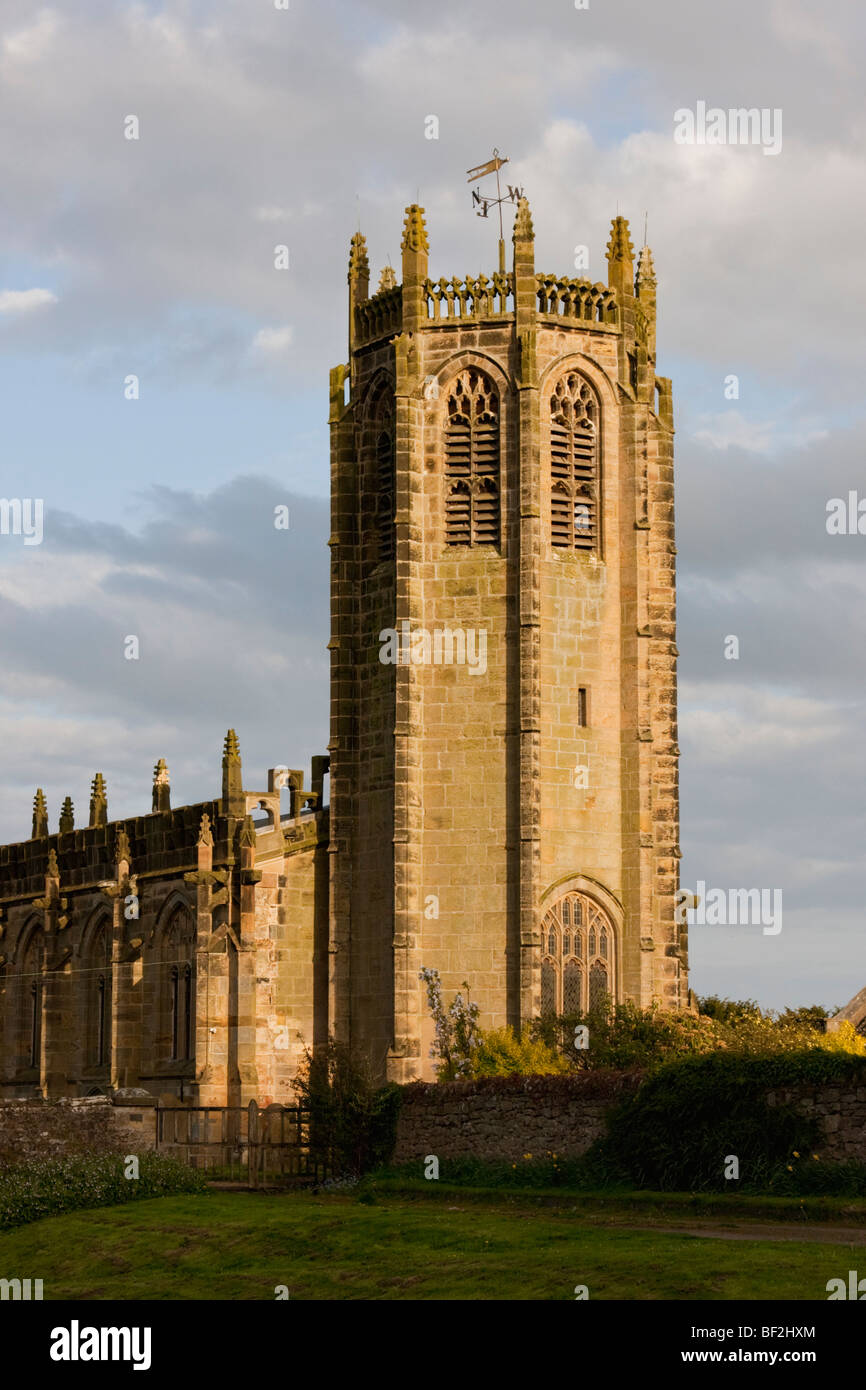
[378,1154,593,1189]
[532,1000,866,1075]
[419,967,481,1080]
[765,1151,866,1197]
[0,1152,207,1232]
[697,994,763,1025]
[471,1027,571,1077]
[292,1038,401,1177]
[533,999,725,1071]
[593,1049,866,1192]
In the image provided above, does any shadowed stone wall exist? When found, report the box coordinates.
[393,1074,866,1166]
[0,1096,157,1162]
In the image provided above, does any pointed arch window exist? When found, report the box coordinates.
[171,964,193,1061]
[444,368,500,546]
[161,907,195,1065]
[96,976,108,1066]
[375,425,395,563]
[549,373,599,552]
[362,379,396,568]
[541,959,556,1017]
[540,892,615,1015]
[590,960,608,1011]
[29,981,40,1068]
[82,918,112,1071]
[18,926,44,1072]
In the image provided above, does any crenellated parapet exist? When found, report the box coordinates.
[337,203,663,415]
[353,283,402,346]
[424,272,513,321]
[0,732,330,906]
[535,274,617,325]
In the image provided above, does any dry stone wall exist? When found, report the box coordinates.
[393,1073,641,1162]
[395,1074,866,1166]
[0,1097,157,1163]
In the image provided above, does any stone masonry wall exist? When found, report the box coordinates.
[767,1085,866,1163]
[394,1074,866,1165]
[393,1073,641,1162]
[5,1079,864,1171]
[0,1097,157,1163]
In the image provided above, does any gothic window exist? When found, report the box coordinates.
[375,425,395,563]
[18,926,44,1071]
[590,961,608,1012]
[29,982,40,1068]
[170,963,194,1062]
[444,368,500,546]
[539,892,615,1014]
[82,917,112,1071]
[563,959,582,1015]
[160,906,195,1065]
[170,967,180,1059]
[96,977,108,1066]
[445,480,471,545]
[549,373,599,552]
[362,380,395,569]
[541,959,556,1017]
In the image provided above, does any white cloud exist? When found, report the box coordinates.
[251,325,292,357]
[691,410,829,454]
[1,9,60,66]
[680,683,845,762]
[254,206,292,222]
[0,287,58,315]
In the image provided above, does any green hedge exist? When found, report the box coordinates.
[592,1049,866,1192]
[0,1152,208,1232]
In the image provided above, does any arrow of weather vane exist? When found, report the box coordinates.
[466,149,524,272]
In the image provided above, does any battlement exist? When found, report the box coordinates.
[0,732,330,905]
[534,274,617,326]
[348,201,655,354]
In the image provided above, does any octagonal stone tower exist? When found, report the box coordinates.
[328,199,684,1083]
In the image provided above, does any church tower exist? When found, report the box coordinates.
[328,200,685,1083]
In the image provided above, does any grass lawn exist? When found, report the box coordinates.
[1,1188,864,1300]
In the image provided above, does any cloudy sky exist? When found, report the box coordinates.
[0,0,863,1012]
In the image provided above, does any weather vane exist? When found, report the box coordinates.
[466,149,524,274]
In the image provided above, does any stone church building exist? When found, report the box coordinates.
[0,199,684,1103]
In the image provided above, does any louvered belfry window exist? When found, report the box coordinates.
[375,426,395,563]
[444,369,500,546]
[550,373,599,552]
